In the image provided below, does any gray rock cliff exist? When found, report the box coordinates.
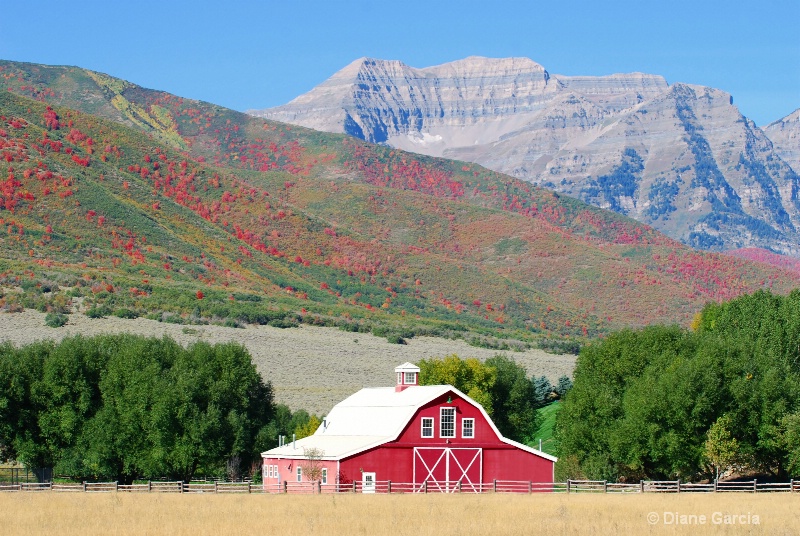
[251,57,800,254]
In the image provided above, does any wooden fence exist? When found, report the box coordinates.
[1,479,798,495]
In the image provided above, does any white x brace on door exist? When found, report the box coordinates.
[413,447,482,493]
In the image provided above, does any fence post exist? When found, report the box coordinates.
[603,480,607,493]
[566,480,571,494]
[753,479,757,493]
[387,480,392,494]
[714,479,718,492]
[352,481,356,493]
[214,481,218,493]
[493,479,497,493]
[791,479,795,493]
[528,480,532,494]
[179,481,183,494]
[83,481,87,492]
[148,481,152,492]
[114,481,118,493]
[640,480,644,493]
[248,483,252,494]
[424,480,428,494]
[283,480,288,494]
[317,480,322,494]
[676,479,680,494]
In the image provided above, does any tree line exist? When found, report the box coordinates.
[0,334,314,483]
[555,289,800,481]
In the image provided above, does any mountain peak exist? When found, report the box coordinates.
[420,56,547,77]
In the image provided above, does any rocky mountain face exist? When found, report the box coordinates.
[764,109,800,173]
[252,57,800,255]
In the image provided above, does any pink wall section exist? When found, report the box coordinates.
[262,457,338,488]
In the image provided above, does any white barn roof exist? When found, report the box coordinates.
[263,383,556,462]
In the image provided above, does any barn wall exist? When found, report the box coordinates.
[394,392,501,445]
[338,447,412,484]
[339,445,553,485]
[483,448,554,482]
[263,457,339,488]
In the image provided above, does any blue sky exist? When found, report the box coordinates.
[1,0,797,126]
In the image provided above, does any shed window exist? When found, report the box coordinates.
[440,407,455,438]
[268,465,273,478]
[462,418,475,438]
[296,466,302,482]
[322,468,328,485]
[421,417,434,438]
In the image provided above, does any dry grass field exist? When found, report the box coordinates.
[2,492,798,535]
[0,310,576,414]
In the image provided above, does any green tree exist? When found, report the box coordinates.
[779,412,800,476]
[295,415,321,439]
[418,354,496,414]
[485,355,539,442]
[0,334,276,483]
[704,414,740,482]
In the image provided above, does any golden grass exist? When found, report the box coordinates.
[2,492,799,536]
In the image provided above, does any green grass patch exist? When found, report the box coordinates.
[530,401,560,456]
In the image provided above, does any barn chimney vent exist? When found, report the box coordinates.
[394,362,420,392]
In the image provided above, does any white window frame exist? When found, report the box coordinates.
[321,468,328,485]
[462,418,475,439]
[268,464,273,478]
[296,466,302,482]
[421,417,434,438]
[440,407,456,438]
[397,372,403,385]
[404,371,417,384]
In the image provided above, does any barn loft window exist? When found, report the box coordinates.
[421,417,434,438]
[462,418,475,438]
[440,407,456,438]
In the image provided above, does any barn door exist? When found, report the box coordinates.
[413,447,482,493]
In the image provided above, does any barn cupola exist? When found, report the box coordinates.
[395,362,420,392]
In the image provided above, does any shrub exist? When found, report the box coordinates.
[85,306,111,318]
[44,312,68,328]
[386,334,406,345]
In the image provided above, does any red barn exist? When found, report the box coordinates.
[262,363,556,492]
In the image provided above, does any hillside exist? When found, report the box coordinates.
[254,56,800,255]
[0,309,575,415]
[0,60,799,343]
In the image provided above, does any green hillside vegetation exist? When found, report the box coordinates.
[0,60,798,347]
[532,402,561,456]
[555,290,800,482]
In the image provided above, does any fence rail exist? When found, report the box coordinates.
[1,478,797,495]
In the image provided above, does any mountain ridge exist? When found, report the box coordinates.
[252,56,800,256]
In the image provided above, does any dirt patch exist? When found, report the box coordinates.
[0,310,576,415]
